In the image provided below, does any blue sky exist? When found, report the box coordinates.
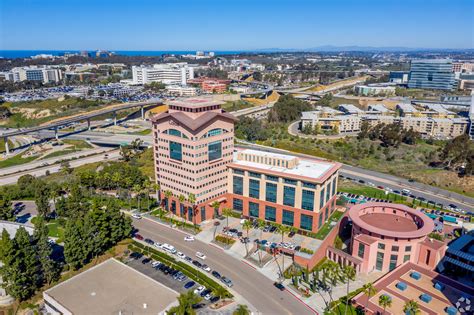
[1,0,473,50]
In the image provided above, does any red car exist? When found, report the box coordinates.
[134,234,144,240]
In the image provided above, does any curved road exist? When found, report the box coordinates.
[133,217,315,315]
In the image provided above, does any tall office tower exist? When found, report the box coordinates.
[408,59,456,90]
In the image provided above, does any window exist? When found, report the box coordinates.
[266,175,278,182]
[404,254,410,263]
[200,206,206,222]
[331,177,336,196]
[320,187,325,209]
[249,172,261,178]
[249,179,260,199]
[358,243,365,258]
[208,141,222,161]
[326,184,331,202]
[376,252,384,271]
[169,129,182,137]
[284,178,297,185]
[318,214,323,228]
[265,182,277,203]
[169,141,182,161]
[389,254,398,271]
[301,190,315,211]
[405,246,412,252]
[233,176,243,195]
[207,128,222,137]
[300,214,313,231]
[233,198,243,212]
[282,210,294,226]
[233,169,244,175]
[265,206,276,222]
[283,186,295,207]
[392,246,399,252]
[378,243,385,250]
[249,202,259,218]
[303,182,316,189]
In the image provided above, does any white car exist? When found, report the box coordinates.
[131,213,142,219]
[184,235,195,242]
[154,242,162,248]
[151,261,161,267]
[177,252,186,259]
[204,293,212,301]
[195,252,206,260]
[201,264,211,272]
[194,286,205,295]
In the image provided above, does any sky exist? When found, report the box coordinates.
[1,0,473,51]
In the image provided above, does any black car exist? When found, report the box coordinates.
[200,289,212,297]
[192,303,205,309]
[210,296,220,303]
[274,282,285,291]
[129,252,143,260]
[192,260,202,268]
[229,228,238,233]
[184,281,195,289]
[269,226,277,233]
[212,271,221,279]
[288,231,295,238]
[142,258,151,264]
[358,179,365,184]
[184,256,193,262]
[144,238,154,245]
[393,190,401,195]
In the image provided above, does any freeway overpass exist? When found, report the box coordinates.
[0,99,162,154]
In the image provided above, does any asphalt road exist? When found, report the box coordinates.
[132,217,315,315]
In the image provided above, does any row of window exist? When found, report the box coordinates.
[233,169,319,189]
[375,252,411,271]
[157,154,229,175]
[377,243,412,252]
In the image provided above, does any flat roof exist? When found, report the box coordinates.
[44,259,178,314]
[360,213,419,232]
[230,149,339,183]
[168,97,224,108]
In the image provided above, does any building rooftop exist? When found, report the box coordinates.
[424,103,455,115]
[168,97,224,108]
[338,104,364,114]
[230,149,340,183]
[447,233,474,262]
[44,259,178,314]
[360,213,419,232]
[368,104,391,113]
[397,103,418,113]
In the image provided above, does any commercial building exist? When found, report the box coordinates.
[353,262,474,315]
[188,77,231,93]
[43,259,179,315]
[459,73,474,90]
[442,232,474,279]
[389,71,409,84]
[166,85,198,96]
[408,59,456,91]
[301,109,362,134]
[4,66,63,83]
[132,63,195,85]
[348,203,444,274]
[354,83,396,96]
[470,93,474,140]
[152,98,341,232]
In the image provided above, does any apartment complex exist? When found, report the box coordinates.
[1,66,63,83]
[301,107,361,134]
[408,59,456,91]
[152,98,341,232]
[354,83,396,96]
[132,63,195,85]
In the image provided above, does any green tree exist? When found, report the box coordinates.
[342,265,356,315]
[210,201,220,219]
[0,193,13,221]
[35,184,51,218]
[222,207,233,230]
[363,283,377,312]
[167,290,202,315]
[242,220,252,257]
[378,294,392,315]
[64,219,86,270]
[403,300,421,315]
[33,217,60,285]
[233,304,250,315]
[276,225,290,278]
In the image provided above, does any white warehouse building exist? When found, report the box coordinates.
[131,63,195,85]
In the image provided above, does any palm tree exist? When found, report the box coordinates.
[152,182,161,202]
[403,300,420,315]
[133,184,142,210]
[321,262,340,305]
[178,194,186,225]
[257,219,266,266]
[167,290,202,315]
[342,265,356,315]
[276,225,291,277]
[363,282,377,312]
[222,207,233,230]
[242,220,252,257]
[164,190,172,211]
[378,294,392,315]
[233,304,250,315]
[212,285,228,300]
[210,201,221,219]
[187,193,197,231]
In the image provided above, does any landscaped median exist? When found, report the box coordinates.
[128,240,233,298]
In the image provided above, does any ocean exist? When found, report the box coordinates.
[0,50,254,59]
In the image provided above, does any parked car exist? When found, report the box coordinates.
[129,252,143,260]
[184,281,195,289]
[192,260,202,268]
[221,277,233,287]
[142,258,151,264]
[212,270,221,279]
[184,235,195,242]
[274,282,285,291]
[196,252,206,260]
[210,296,220,303]
[184,256,193,263]
[132,213,142,219]
[269,226,277,233]
[194,286,205,295]
[134,234,144,240]
[288,231,295,238]
[192,303,205,309]
[200,289,212,297]
[177,252,186,259]
[201,264,211,272]
[144,238,154,245]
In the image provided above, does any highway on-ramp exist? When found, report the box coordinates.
[132,217,316,315]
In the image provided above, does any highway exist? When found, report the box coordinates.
[133,216,315,315]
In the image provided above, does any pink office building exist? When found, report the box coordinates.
[152,97,341,232]
[348,203,445,274]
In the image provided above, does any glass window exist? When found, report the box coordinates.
[207,128,222,137]
[301,190,315,211]
[331,177,337,196]
[249,202,259,218]
[208,141,222,161]
[358,243,365,258]
[378,243,385,250]
[233,176,243,195]
[233,198,243,212]
[266,175,278,182]
[405,246,412,252]
[320,187,325,209]
[265,182,277,203]
[392,246,399,252]
[168,129,182,137]
[326,184,331,202]
[249,172,261,178]
[318,214,323,228]
[404,254,410,263]
[249,179,260,199]
[169,141,182,161]
[389,254,398,271]
[282,210,294,226]
[265,206,276,222]
[284,178,297,185]
[302,182,316,189]
[300,214,313,231]
[283,186,295,207]
[200,206,206,221]
[376,252,384,271]
[233,169,244,175]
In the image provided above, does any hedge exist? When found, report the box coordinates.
[128,241,232,297]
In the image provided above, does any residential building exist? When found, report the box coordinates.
[408,59,456,91]
[366,104,394,116]
[338,104,365,115]
[354,83,396,96]
[301,109,362,134]
[132,63,195,85]
[152,98,341,232]
[353,262,473,315]
[348,203,445,274]
[43,259,178,315]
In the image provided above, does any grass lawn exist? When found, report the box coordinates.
[46,222,65,242]
[0,138,14,153]
[62,139,93,149]
[314,210,345,240]
[130,129,152,135]
[0,153,38,169]
[222,100,255,112]
[40,149,80,160]
[338,180,408,203]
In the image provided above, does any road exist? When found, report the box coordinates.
[133,217,315,315]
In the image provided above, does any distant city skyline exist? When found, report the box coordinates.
[0,0,473,50]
